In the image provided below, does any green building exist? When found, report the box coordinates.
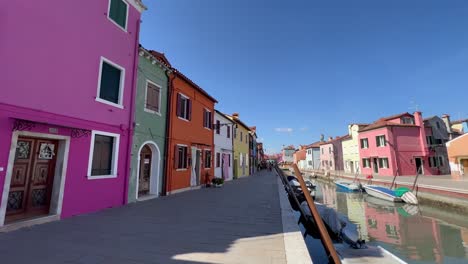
[128,46,171,202]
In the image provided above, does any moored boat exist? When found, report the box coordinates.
[335,180,362,192]
[363,185,403,202]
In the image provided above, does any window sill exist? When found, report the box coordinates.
[96,98,124,109]
[176,168,187,171]
[177,116,190,122]
[87,175,118,180]
[144,108,162,116]
[204,127,211,131]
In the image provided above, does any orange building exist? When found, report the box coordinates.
[165,69,217,194]
[446,133,468,178]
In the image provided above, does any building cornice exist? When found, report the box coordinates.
[127,0,147,13]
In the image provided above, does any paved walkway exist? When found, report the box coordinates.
[0,170,310,264]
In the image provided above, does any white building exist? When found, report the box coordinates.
[214,110,234,181]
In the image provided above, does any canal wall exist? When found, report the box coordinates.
[302,169,468,213]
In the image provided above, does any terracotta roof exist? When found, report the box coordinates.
[226,115,251,131]
[214,110,234,123]
[380,112,412,121]
[319,135,349,145]
[173,70,218,103]
[304,141,323,149]
[452,118,468,124]
[149,50,172,67]
[359,121,418,132]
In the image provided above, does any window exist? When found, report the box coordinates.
[203,109,212,129]
[429,157,437,168]
[308,161,312,165]
[204,150,212,168]
[360,138,369,149]
[145,81,161,113]
[246,135,248,143]
[88,131,120,178]
[376,135,386,147]
[329,147,331,154]
[401,117,414,124]
[378,158,389,169]
[438,156,444,167]
[97,57,125,107]
[321,148,324,154]
[215,120,220,134]
[426,136,434,145]
[436,122,441,129]
[175,145,188,169]
[227,126,231,138]
[176,93,191,120]
[234,127,237,138]
[240,132,243,142]
[330,161,333,167]
[228,154,231,166]
[108,0,128,31]
[216,152,220,167]
[362,158,371,168]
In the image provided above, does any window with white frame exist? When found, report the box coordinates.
[97,57,125,107]
[108,0,128,31]
[88,131,120,178]
[203,109,212,129]
[362,158,371,168]
[145,81,161,113]
[227,125,231,138]
[175,145,188,169]
[378,158,389,169]
[376,135,386,147]
[176,93,191,120]
[360,138,369,149]
[329,147,331,154]
[204,150,212,168]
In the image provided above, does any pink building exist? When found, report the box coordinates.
[319,136,347,172]
[358,112,437,177]
[0,0,146,228]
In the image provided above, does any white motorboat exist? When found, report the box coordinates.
[335,180,362,192]
[363,185,403,203]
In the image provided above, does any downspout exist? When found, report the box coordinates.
[123,18,141,204]
[162,70,175,196]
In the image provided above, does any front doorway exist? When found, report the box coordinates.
[136,142,161,200]
[138,145,152,197]
[373,158,379,174]
[460,159,468,176]
[6,137,58,224]
[415,157,424,175]
[191,147,201,187]
[349,161,354,173]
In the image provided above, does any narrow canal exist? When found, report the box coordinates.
[298,178,468,264]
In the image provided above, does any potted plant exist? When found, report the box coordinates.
[212,177,224,188]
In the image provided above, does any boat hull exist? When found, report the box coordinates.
[335,181,361,191]
[364,185,403,202]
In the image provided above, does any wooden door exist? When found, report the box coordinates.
[6,137,58,223]
[462,159,468,175]
[138,145,152,196]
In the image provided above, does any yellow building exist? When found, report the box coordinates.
[227,113,251,178]
[341,124,368,174]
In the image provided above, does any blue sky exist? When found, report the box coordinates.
[140,0,468,154]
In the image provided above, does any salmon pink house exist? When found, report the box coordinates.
[358,112,437,177]
[0,0,146,229]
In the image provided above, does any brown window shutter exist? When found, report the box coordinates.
[203,109,206,127]
[188,99,192,120]
[174,145,179,169]
[176,94,181,117]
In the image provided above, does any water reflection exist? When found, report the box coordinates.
[313,180,468,264]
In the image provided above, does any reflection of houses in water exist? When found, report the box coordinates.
[462,229,468,258]
[320,184,337,209]
[364,202,402,245]
[345,195,368,240]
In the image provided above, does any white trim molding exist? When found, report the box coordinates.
[136,141,161,201]
[96,56,126,109]
[125,0,147,13]
[107,0,129,32]
[143,79,162,115]
[87,130,121,180]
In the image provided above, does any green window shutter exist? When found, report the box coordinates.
[100,61,121,104]
[109,0,128,29]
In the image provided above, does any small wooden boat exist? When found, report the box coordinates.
[335,180,361,192]
[363,185,403,203]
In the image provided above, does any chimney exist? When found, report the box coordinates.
[441,114,452,133]
[232,113,239,119]
[348,124,352,136]
[414,111,429,155]
[250,126,256,133]
[328,136,333,141]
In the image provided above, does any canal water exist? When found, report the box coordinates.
[299,179,468,264]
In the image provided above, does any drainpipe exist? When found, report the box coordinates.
[162,70,175,196]
[123,18,141,204]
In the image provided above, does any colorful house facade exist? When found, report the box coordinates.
[305,141,321,170]
[320,136,346,172]
[249,127,258,174]
[165,69,217,194]
[359,112,437,177]
[446,133,468,177]
[214,110,234,181]
[451,118,468,135]
[228,113,250,178]
[0,0,146,227]
[281,146,295,165]
[127,47,171,202]
[424,116,451,175]
[294,147,307,170]
[342,124,368,174]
